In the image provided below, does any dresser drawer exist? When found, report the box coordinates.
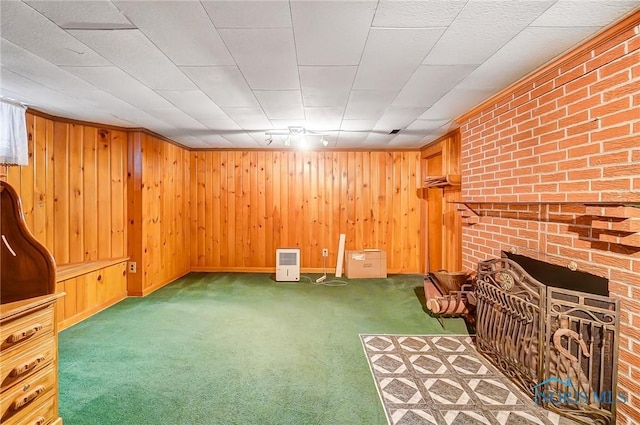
[1,337,55,393]
[12,394,56,425]
[0,306,54,355]
[0,365,56,424]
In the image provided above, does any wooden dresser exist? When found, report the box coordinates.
[1,181,63,425]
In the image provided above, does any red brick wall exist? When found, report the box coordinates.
[459,13,640,424]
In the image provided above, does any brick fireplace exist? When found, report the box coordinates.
[457,11,640,425]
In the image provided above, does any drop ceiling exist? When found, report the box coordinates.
[1,0,638,149]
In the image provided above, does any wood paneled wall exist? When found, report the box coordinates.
[6,112,127,266]
[420,131,462,273]
[190,150,422,273]
[127,132,191,296]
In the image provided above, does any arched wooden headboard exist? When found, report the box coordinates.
[0,181,56,304]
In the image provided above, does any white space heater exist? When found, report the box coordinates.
[276,248,300,282]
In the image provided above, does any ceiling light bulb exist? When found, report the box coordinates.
[321,136,329,147]
[284,136,291,147]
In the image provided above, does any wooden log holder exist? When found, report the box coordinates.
[423,271,475,329]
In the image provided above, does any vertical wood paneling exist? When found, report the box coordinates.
[7,112,128,268]
[421,130,462,273]
[110,131,126,259]
[68,124,84,263]
[53,122,69,265]
[97,130,112,259]
[190,150,422,273]
[33,115,47,247]
[83,127,98,261]
[127,132,191,296]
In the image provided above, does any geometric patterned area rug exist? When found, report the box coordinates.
[361,335,579,425]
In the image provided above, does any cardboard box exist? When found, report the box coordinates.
[344,249,387,279]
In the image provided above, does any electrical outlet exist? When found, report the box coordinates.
[322,248,329,257]
[128,262,137,273]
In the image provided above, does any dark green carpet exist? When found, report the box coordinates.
[58,273,469,425]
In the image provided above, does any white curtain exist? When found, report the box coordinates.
[0,99,28,166]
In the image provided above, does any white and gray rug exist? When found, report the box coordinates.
[361,335,579,425]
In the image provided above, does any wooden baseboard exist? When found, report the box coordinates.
[189,267,413,274]
[59,293,127,331]
[128,269,190,297]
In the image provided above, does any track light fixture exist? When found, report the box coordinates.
[265,126,329,148]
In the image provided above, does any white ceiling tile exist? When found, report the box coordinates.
[337,131,368,146]
[255,91,304,120]
[418,88,495,120]
[531,1,640,26]
[1,39,101,94]
[304,107,344,130]
[291,1,377,65]
[221,107,273,131]
[148,107,210,132]
[61,66,174,111]
[299,66,357,107]
[25,0,133,28]
[393,65,477,107]
[270,120,306,130]
[202,1,292,28]
[171,136,216,149]
[155,90,228,120]
[339,120,377,132]
[113,1,234,66]
[196,119,242,132]
[344,90,396,120]
[218,29,298,90]
[388,129,448,147]
[373,107,428,132]
[372,0,467,27]
[0,68,132,126]
[198,133,235,148]
[115,109,183,133]
[181,66,259,107]
[363,133,395,147]
[68,29,195,90]
[423,0,555,65]
[353,28,444,91]
[2,0,638,150]
[222,132,263,148]
[0,1,110,66]
[403,119,452,134]
[458,26,602,91]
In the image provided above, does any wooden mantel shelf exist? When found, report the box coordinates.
[453,201,640,248]
[452,200,639,207]
[423,174,461,188]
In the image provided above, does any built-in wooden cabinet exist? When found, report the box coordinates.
[55,259,128,331]
[420,130,463,274]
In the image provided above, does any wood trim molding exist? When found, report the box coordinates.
[58,293,127,331]
[27,108,130,132]
[128,270,190,297]
[191,147,421,152]
[27,108,423,153]
[420,129,460,154]
[56,257,129,282]
[26,108,191,150]
[456,8,640,124]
